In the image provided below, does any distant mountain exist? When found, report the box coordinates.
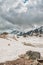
[23,26,43,37]
[33,26,43,34]
[10,26,43,37]
[11,29,24,36]
[11,30,19,34]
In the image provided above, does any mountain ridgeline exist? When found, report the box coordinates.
[23,26,43,37]
[11,26,43,37]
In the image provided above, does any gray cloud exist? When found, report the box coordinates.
[0,0,43,31]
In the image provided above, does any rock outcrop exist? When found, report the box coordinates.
[26,51,40,60]
[0,51,43,65]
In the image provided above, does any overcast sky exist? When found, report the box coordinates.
[0,0,43,30]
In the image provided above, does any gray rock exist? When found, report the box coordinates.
[26,51,40,60]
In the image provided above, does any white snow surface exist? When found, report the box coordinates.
[0,34,43,62]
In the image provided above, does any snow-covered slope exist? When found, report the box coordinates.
[0,34,43,62]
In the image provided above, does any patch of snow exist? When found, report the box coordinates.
[0,35,43,62]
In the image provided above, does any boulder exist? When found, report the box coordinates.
[26,51,40,60]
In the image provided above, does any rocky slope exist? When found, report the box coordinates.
[0,51,43,65]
